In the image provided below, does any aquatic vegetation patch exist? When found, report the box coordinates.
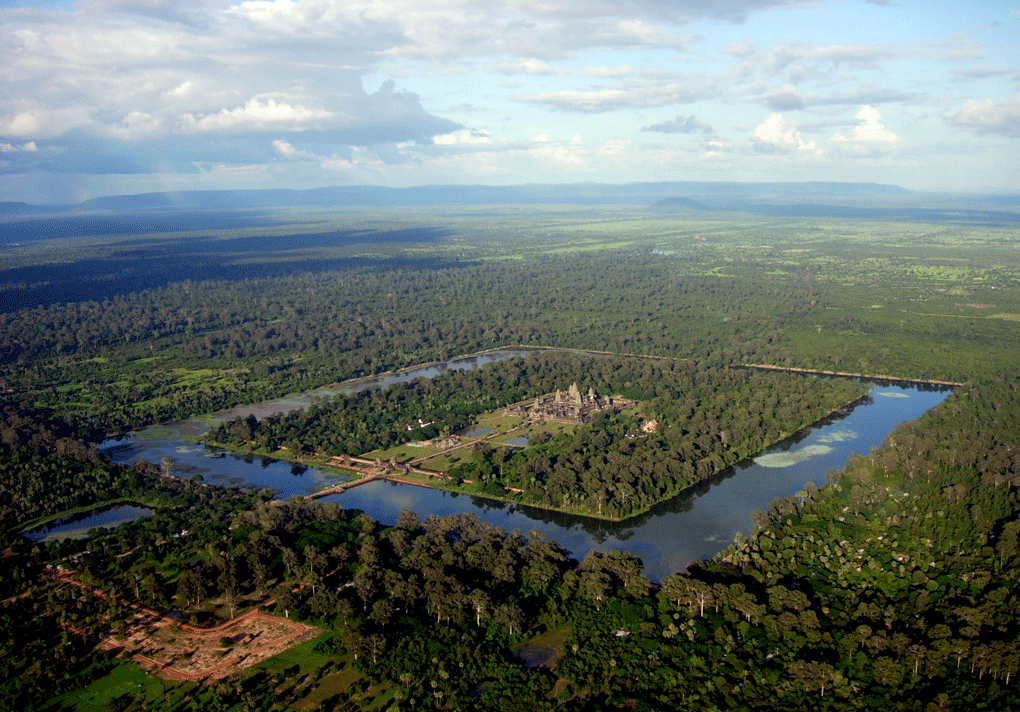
[755,444,834,468]
[816,428,858,444]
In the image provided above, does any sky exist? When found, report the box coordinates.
[0,0,1018,203]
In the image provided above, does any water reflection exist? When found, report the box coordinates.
[24,504,154,543]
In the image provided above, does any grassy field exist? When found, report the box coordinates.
[48,662,167,712]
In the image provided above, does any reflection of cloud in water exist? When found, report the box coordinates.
[379,492,423,511]
[816,429,858,444]
[755,444,834,468]
[338,486,422,513]
[875,391,909,398]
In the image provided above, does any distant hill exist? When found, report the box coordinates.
[646,196,711,213]
[0,201,67,217]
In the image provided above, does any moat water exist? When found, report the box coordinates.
[24,503,155,543]
[100,349,952,581]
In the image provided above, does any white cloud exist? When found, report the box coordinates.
[320,146,387,175]
[201,162,273,182]
[5,111,43,136]
[529,134,587,165]
[948,93,1020,138]
[107,111,164,139]
[272,139,316,160]
[830,105,901,153]
[596,139,629,157]
[0,141,38,152]
[1,105,93,138]
[165,80,193,98]
[700,139,731,159]
[750,113,817,154]
[179,96,334,133]
[432,129,492,146]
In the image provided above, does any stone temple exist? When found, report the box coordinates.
[504,383,634,425]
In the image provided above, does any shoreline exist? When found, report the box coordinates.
[740,363,964,388]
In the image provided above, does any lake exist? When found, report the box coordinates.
[101,351,952,581]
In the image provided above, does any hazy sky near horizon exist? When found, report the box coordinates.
[1,0,1017,202]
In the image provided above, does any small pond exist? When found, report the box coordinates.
[510,643,558,669]
[501,435,530,447]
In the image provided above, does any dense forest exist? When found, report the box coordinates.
[2,370,1017,710]
[0,204,1018,710]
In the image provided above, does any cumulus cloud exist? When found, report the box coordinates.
[750,113,816,154]
[700,139,732,159]
[641,115,714,134]
[164,80,193,98]
[180,96,334,134]
[830,105,900,153]
[1,0,1016,193]
[0,141,38,153]
[272,139,316,160]
[529,134,588,165]
[948,93,1020,138]
[107,111,164,140]
[0,2,460,177]
[1,105,93,138]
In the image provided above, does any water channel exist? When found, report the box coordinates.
[100,349,952,581]
[24,503,156,543]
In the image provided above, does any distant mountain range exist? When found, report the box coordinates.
[1,181,1017,224]
[0,181,908,214]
